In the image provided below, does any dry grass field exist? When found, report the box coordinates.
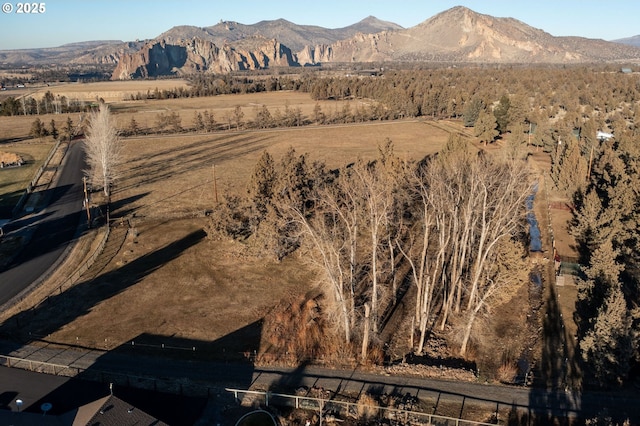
[23,78,190,102]
[114,120,449,219]
[0,141,54,216]
[0,82,452,360]
[0,81,580,397]
[15,116,450,355]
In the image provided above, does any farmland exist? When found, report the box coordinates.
[0,81,454,356]
[0,75,599,425]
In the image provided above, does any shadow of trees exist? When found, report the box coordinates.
[526,275,584,424]
[118,134,271,195]
[0,229,206,341]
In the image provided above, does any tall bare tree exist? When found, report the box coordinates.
[83,103,121,197]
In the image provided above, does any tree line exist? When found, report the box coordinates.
[207,138,534,365]
[0,90,95,116]
[570,125,640,388]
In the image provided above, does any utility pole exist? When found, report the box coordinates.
[586,145,594,182]
[83,177,91,227]
[212,164,218,203]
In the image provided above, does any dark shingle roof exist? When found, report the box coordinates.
[85,395,168,426]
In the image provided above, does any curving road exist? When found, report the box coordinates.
[0,140,85,307]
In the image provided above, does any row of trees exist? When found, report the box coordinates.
[570,131,640,388]
[0,91,96,116]
[29,116,77,141]
[207,138,534,360]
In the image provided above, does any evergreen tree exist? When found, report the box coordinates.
[474,109,499,145]
[552,138,588,196]
[49,119,58,140]
[203,110,216,132]
[462,97,483,127]
[247,151,276,221]
[193,111,204,132]
[493,94,511,133]
[29,118,47,138]
[233,106,244,130]
[128,116,140,136]
[579,282,633,388]
[62,117,74,141]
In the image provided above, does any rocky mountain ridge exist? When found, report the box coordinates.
[0,40,145,66]
[111,7,640,79]
[615,35,640,48]
[3,7,640,77]
[158,16,404,52]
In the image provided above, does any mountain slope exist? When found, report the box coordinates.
[5,6,640,75]
[0,41,145,66]
[157,16,404,52]
[613,35,640,48]
[317,6,640,63]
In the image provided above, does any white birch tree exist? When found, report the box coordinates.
[83,103,121,197]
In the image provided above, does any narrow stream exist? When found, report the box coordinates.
[527,183,542,253]
[519,182,544,385]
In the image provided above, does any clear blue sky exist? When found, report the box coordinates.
[1,0,638,50]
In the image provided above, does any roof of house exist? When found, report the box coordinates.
[71,394,168,426]
[0,394,167,426]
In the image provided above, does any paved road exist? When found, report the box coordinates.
[1,339,639,424]
[0,140,85,307]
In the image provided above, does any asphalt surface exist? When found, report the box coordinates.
[1,339,640,424]
[0,140,85,307]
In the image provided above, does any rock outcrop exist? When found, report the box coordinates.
[110,6,640,79]
[111,37,300,79]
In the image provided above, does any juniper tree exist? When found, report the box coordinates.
[49,119,58,140]
[474,110,499,145]
[193,111,205,132]
[29,118,47,139]
[462,98,483,127]
[203,110,216,132]
[493,94,511,133]
[247,150,276,223]
[580,282,633,388]
[62,116,74,141]
[127,116,140,136]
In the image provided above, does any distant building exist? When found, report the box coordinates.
[597,131,613,141]
[621,68,633,74]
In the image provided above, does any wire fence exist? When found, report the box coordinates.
[0,353,501,425]
[31,223,111,311]
[0,353,224,398]
[226,388,498,426]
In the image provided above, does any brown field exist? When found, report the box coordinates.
[0,113,79,143]
[0,87,452,361]
[0,87,580,402]
[27,78,191,102]
[0,141,54,214]
[114,120,449,219]
[70,118,448,350]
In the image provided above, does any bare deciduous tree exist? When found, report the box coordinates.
[83,103,121,197]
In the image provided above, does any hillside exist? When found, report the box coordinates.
[0,40,145,66]
[614,35,640,48]
[158,16,403,52]
[3,6,640,76]
[320,6,640,63]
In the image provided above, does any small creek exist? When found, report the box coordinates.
[526,183,542,253]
